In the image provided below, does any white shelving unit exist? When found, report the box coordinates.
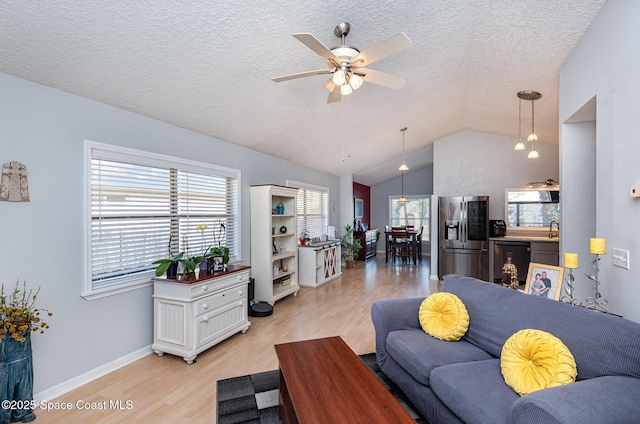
[298,241,342,287]
[250,185,300,305]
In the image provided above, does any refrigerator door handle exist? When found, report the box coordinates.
[462,200,467,244]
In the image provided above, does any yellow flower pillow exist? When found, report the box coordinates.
[501,329,577,396]
[418,292,469,341]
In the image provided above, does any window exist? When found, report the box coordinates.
[84,141,240,299]
[389,196,430,241]
[507,189,560,228]
[287,180,328,239]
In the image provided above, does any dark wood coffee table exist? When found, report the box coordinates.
[274,336,415,424]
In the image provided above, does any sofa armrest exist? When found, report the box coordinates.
[510,375,640,424]
[371,298,423,359]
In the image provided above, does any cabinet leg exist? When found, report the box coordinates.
[154,350,165,357]
[183,357,197,365]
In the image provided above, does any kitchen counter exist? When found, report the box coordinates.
[490,235,559,243]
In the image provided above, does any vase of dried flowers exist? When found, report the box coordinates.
[1,281,52,424]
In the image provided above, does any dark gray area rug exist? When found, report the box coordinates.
[216,353,429,424]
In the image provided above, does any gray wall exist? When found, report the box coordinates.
[559,0,640,322]
[0,72,339,395]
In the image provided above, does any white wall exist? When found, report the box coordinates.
[559,0,640,322]
[0,72,339,395]
[433,130,559,220]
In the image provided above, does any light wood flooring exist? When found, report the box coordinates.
[35,255,437,423]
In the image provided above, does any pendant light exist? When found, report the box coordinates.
[517,90,542,159]
[399,127,409,171]
[514,96,525,150]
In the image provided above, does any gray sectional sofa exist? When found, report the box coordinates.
[371,274,640,424]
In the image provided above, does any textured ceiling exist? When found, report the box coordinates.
[0,1,606,186]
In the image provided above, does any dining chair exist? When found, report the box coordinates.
[389,230,410,262]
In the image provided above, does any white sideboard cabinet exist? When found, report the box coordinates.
[152,265,251,364]
[298,241,342,287]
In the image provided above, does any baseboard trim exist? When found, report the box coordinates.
[34,345,153,403]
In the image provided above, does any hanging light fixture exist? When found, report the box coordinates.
[398,170,408,204]
[516,90,542,158]
[399,127,409,171]
[514,96,525,150]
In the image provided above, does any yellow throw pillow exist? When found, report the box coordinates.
[418,292,469,341]
[501,329,577,396]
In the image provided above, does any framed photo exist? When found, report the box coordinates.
[212,256,224,272]
[354,198,364,219]
[525,263,565,300]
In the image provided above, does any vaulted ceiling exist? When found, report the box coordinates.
[0,1,606,185]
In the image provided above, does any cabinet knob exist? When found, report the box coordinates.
[203,303,209,310]
[203,316,209,322]
[202,285,208,291]
[238,290,244,296]
[237,275,242,281]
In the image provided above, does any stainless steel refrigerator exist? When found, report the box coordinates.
[438,196,489,280]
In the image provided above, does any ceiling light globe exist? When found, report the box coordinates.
[350,74,363,90]
[528,149,539,159]
[333,69,346,85]
[340,84,352,96]
[399,163,409,171]
[514,141,526,150]
[398,197,409,204]
[527,132,538,142]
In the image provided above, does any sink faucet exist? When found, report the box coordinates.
[549,220,559,238]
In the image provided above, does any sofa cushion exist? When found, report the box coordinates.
[386,328,494,386]
[430,359,519,424]
[501,329,577,396]
[419,292,469,341]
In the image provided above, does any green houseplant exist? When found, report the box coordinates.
[341,224,362,269]
[152,252,195,278]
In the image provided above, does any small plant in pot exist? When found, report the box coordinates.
[299,228,310,246]
[341,224,362,269]
[152,252,195,278]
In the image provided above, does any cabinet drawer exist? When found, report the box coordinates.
[189,271,249,300]
[194,285,246,317]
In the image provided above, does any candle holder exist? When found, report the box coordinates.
[584,254,608,313]
[561,268,582,306]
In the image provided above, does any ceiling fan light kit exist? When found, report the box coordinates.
[272,23,412,103]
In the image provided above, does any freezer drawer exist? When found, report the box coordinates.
[438,247,488,281]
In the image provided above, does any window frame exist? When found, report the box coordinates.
[286,179,329,239]
[83,140,241,300]
[388,195,430,241]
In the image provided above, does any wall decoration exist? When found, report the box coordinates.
[354,198,363,219]
[0,161,30,202]
[525,263,565,300]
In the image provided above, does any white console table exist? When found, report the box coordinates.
[152,265,251,364]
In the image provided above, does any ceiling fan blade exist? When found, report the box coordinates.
[326,80,342,103]
[351,33,412,68]
[356,68,407,90]
[272,69,332,82]
[293,33,341,66]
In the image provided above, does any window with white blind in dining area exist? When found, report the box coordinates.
[84,141,240,299]
[288,180,329,239]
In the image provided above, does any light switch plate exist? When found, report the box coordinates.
[613,248,630,269]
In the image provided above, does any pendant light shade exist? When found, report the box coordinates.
[398,169,408,204]
[516,91,542,158]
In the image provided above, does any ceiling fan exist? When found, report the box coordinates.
[272,23,412,103]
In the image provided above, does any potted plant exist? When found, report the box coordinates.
[152,252,195,278]
[299,228,310,246]
[1,280,52,423]
[341,224,362,269]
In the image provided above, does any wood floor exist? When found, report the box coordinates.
[34,255,437,423]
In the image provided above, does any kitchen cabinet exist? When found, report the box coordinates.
[530,241,559,266]
[250,185,300,305]
[354,229,379,260]
[298,241,341,287]
[152,265,251,364]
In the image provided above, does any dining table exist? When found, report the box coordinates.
[384,229,421,264]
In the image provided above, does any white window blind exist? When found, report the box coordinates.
[85,141,240,298]
[287,180,328,239]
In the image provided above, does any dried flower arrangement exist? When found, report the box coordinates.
[0,280,52,343]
